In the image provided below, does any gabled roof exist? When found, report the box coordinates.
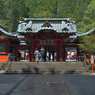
[0,18,95,41]
[17,18,77,33]
[76,28,95,36]
[24,18,71,21]
[69,28,95,42]
[0,25,17,36]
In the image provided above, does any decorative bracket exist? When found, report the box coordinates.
[41,20,53,28]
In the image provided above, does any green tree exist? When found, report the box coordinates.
[0,0,9,30]
[18,0,29,20]
[33,10,54,18]
[73,3,82,22]
[26,0,58,18]
[48,0,58,16]
[5,0,28,32]
[57,0,74,18]
[0,0,7,19]
[78,33,95,56]
[0,0,3,19]
[0,0,93,32]
[77,1,95,32]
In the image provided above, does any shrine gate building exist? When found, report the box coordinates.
[0,18,93,61]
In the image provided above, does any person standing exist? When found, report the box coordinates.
[54,52,57,61]
[34,48,39,61]
[46,51,49,62]
[40,47,45,62]
[25,51,28,60]
[17,51,21,61]
[71,51,74,60]
[50,53,53,62]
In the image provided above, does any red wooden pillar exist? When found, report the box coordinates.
[63,46,65,61]
[15,46,18,61]
[31,39,35,61]
[56,40,59,61]
[76,46,79,61]
[59,39,62,61]
[6,40,10,54]
[28,47,31,61]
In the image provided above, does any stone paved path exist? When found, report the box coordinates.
[10,74,79,95]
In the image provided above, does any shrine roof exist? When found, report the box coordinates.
[76,28,95,36]
[0,18,95,39]
[17,18,77,33]
[69,28,95,39]
[0,25,17,36]
[24,18,71,21]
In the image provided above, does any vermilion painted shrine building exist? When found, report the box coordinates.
[0,18,93,61]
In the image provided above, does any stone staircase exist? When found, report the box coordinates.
[3,61,90,74]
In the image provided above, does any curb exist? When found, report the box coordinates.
[0,70,5,73]
[90,73,95,75]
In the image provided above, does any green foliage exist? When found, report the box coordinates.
[33,10,54,18]
[77,21,93,32]
[77,1,95,32]
[78,33,95,55]
[0,0,7,19]
[0,19,11,31]
[0,0,93,32]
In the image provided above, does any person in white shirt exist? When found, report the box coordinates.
[71,51,74,60]
[34,48,39,61]
[46,51,49,62]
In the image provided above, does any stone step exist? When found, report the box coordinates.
[10,61,84,64]
[7,67,87,71]
[4,61,89,74]
[5,69,90,74]
[10,61,85,65]
[8,64,86,69]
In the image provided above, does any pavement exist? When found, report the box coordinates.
[63,74,95,95]
[0,70,95,95]
[0,74,79,95]
[0,74,27,95]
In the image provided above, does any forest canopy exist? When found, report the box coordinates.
[0,0,94,32]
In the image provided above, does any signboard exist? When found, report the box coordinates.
[91,55,94,64]
[0,43,6,52]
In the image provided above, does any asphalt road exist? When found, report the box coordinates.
[0,74,95,95]
[0,74,27,95]
[10,74,79,95]
[63,74,95,95]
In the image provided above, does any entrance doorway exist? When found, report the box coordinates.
[37,45,57,61]
[18,48,29,61]
[65,47,77,61]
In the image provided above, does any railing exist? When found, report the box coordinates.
[78,53,90,72]
[3,53,15,70]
